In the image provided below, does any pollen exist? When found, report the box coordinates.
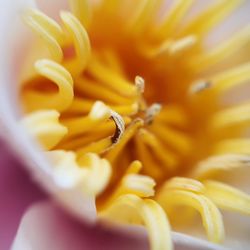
[20,1,250,249]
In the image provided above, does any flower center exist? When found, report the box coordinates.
[19,1,250,249]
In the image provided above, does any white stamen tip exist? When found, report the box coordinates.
[189,80,211,95]
[135,75,145,93]
[145,103,162,125]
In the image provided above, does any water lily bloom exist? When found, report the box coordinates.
[1,0,250,249]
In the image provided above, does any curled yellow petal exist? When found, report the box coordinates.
[156,0,194,38]
[162,177,205,194]
[210,62,250,95]
[60,11,91,76]
[209,102,250,130]
[157,190,224,243]
[181,0,242,37]
[21,110,67,150]
[79,153,112,196]
[69,0,92,28]
[213,138,250,155]
[100,194,173,250]
[191,154,250,179]
[47,150,111,196]
[23,8,64,62]
[204,180,250,215]
[191,27,250,73]
[127,0,161,35]
[24,59,74,112]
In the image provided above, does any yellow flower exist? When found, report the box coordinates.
[4,0,250,249]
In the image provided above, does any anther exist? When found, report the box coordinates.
[110,110,125,144]
[145,103,162,125]
[135,75,145,94]
[168,35,197,55]
[135,75,147,111]
[189,80,212,95]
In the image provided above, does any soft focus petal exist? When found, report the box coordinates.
[0,139,45,250]
[0,0,96,223]
[12,201,228,250]
[12,201,148,250]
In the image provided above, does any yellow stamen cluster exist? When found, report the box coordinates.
[20,1,250,249]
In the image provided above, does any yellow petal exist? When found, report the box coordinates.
[101,194,173,250]
[157,190,224,243]
[21,110,67,150]
[204,180,250,215]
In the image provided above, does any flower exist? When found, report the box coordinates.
[1,0,250,249]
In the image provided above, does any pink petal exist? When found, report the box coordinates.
[12,201,228,250]
[12,201,148,250]
[0,139,45,250]
[0,0,97,223]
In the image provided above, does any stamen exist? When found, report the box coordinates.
[135,75,145,94]
[213,138,250,155]
[76,137,113,156]
[69,0,92,28]
[135,75,147,111]
[23,8,64,62]
[126,160,143,174]
[191,26,250,73]
[111,103,139,116]
[145,35,197,58]
[60,117,131,150]
[122,174,156,197]
[189,80,211,95]
[110,111,125,144]
[151,123,192,155]
[138,129,178,170]
[145,103,162,125]
[135,135,163,180]
[162,177,205,194]
[208,62,250,95]
[104,162,156,206]
[60,11,91,75]
[126,0,162,35]
[204,180,250,215]
[76,77,133,105]
[23,59,74,112]
[88,57,137,97]
[156,106,188,127]
[100,194,173,250]
[106,118,144,163]
[47,150,111,195]
[180,0,242,37]
[157,190,225,243]
[21,110,68,150]
[62,101,111,137]
[209,102,250,130]
[156,0,194,38]
[191,154,250,179]
[168,35,197,55]
[74,111,124,156]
